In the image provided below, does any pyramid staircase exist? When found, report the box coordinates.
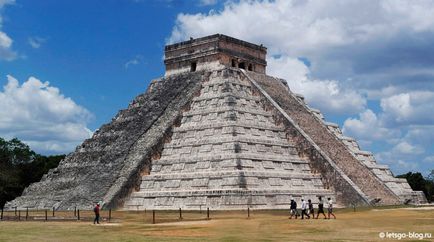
[125,69,334,210]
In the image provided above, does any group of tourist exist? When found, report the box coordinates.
[289,196,336,219]
[92,197,336,224]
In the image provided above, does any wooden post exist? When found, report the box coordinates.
[14,207,17,216]
[207,207,210,220]
[179,208,182,220]
[74,206,76,217]
[52,207,55,217]
[152,210,155,224]
[77,209,80,220]
[18,210,20,221]
[45,210,48,221]
[109,209,112,222]
[247,207,250,218]
[1,207,3,220]
[26,207,29,220]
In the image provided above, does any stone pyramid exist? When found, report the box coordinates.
[5,34,426,211]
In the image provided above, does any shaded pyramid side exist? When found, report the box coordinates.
[245,70,426,205]
[125,68,334,210]
[5,71,206,210]
[319,118,426,204]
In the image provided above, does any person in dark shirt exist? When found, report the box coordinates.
[308,199,314,218]
[289,198,299,219]
[316,196,326,219]
[93,203,101,224]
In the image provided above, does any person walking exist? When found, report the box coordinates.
[316,196,326,219]
[93,202,101,224]
[301,198,310,219]
[289,198,298,219]
[307,199,314,218]
[327,198,336,219]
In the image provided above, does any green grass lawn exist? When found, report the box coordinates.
[1,206,433,241]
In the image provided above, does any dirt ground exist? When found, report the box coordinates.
[0,206,433,241]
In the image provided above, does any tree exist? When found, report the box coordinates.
[397,171,434,203]
[0,137,64,208]
[425,170,434,202]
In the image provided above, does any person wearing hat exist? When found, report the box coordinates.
[93,202,101,224]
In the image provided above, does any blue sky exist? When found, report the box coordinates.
[0,0,433,176]
[0,0,216,129]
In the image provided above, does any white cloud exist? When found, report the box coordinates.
[169,0,434,55]
[267,56,309,82]
[124,55,143,69]
[267,55,366,114]
[198,0,218,6]
[0,75,93,154]
[0,0,14,8]
[0,31,12,48]
[343,97,434,175]
[168,0,434,94]
[380,0,434,32]
[375,152,420,175]
[392,141,424,155]
[423,156,434,163]
[0,0,16,61]
[343,109,399,143]
[28,37,46,49]
[380,91,434,125]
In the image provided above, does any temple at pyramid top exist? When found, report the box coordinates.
[164,34,267,76]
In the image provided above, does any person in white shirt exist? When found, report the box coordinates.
[301,198,310,219]
[327,198,336,219]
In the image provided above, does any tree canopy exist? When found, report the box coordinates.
[0,137,64,208]
[397,171,434,202]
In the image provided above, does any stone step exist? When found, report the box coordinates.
[164,136,293,149]
[173,121,283,132]
[173,125,285,138]
[154,153,308,164]
[128,188,333,199]
[202,79,252,88]
[193,92,260,102]
[173,126,285,141]
[141,170,323,180]
[151,160,312,174]
[183,106,271,117]
[198,84,253,94]
[125,190,336,210]
[139,180,325,192]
